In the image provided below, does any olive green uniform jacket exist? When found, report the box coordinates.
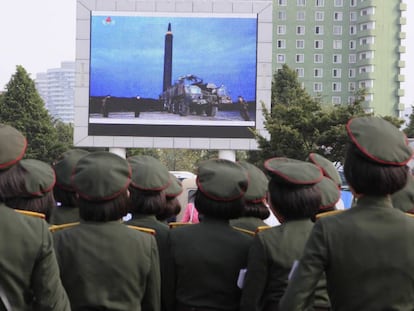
[230,217,268,233]
[125,214,170,311]
[49,205,80,225]
[0,203,70,310]
[240,219,329,311]
[53,220,161,311]
[165,217,254,311]
[279,196,414,311]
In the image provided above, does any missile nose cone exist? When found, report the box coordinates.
[168,23,171,31]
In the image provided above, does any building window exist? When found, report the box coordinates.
[314,40,323,49]
[297,11,306,21]
[332,82,342,92]
[297,25,305,35]
[333,12,343,21]
[360,22,375,31]
[334,0,343,7]
[332,96,341,105]
[348,82,356,91]
[277,54,286,63]
[314,82,323,92]
[314,68,323,77]
[350,12,357,21]
[350,0,357,7]
[315,26,324,35]
[349,40,356,49]
[315,0,324,7]
[277,39,286,49]
[349,25,357,35]
[360,36,374,45]
[296,68,305,77]
[349,54,356,63]
[278,0,287,6]
[359,52,374,60]
[277,25,286,35]
[333,25,342,35]
[296,54,305,63]
[296,40,305,49]
[315,11,324,21]
[332,68,342,78]
[314,54,323,63]
[333,40,342,49]
[333,54,342,63]
[278,11,287,20]
[297,0,306,6]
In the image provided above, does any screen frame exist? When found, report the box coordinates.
[74,0,272,150]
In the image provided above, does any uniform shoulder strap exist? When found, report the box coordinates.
[49,222,80,233]
[127,225,156,235]
[232,226,256,236]
[315,209,344,220]
[169,222,193,229]
[15,209,46,219]
[255,225,271,234]
[405,212,414,218]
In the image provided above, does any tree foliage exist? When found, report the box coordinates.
[251,64,374,166]
[0,66,73,163]
[403,107,414,138]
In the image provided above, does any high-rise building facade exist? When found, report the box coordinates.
[35,61,75,123]
[273,0,406,117]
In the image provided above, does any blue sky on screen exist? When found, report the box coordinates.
[90,14,257,101]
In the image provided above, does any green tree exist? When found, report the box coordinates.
[403,107,414,138]
[0,66,68,163]
[253,64,326,164]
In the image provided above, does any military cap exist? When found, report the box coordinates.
[316,176,341,211]
[127,155,170,191]
[165,173,183,198]
[264,157,323,185]
[392,174,414,213]
[72,151,131,201]
[54,149,89,191]
[346,116,413,166]
[0,124,27,170]
[196,158,248,201]
[20,159,56,197]
[238,161,268,203]
[308,153,342,186]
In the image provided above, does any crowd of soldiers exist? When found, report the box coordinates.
[1,115,414,311]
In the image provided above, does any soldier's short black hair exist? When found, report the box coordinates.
[157,197,181,222]
[268,179,320,221]
[128,187,166,215]
[194,189,245,220]
[344,143,409,196]
[0,163,27,202]
[78,190,129,222]
[242,201,270,220]
[6,191,56,222]
[53,186,78,207]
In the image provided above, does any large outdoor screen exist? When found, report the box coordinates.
[73,0,272,150]
[89,11,257,138]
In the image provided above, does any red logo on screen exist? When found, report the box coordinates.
[103,16,115,25]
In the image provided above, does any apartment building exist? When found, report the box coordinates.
[273,0,406,117]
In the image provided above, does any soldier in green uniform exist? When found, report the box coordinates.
[53,151,161,311]
[157,173,183,223]
[391,173,414,214]
[279,116,414,310]
[50,148,89,225]
[124,155,172,311]
[230,160,270,233]
[165,158,253,311]
[0,123,70,310]
[6,159,56,222]
[240,158,330,311]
